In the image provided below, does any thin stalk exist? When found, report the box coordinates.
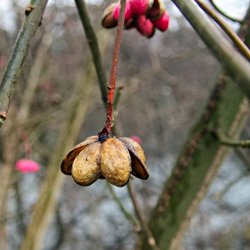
[195,0,250,61]
[214,129,250,148]
[208,0,243,24]
[107,183,138,227]
[74,0,107,105]
[128,182,160,250]
[99,0,126,138]
[220,139,250,148]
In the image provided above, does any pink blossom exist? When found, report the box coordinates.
[152,11,170,32]
[136,15,155,38]
[15,159,40,173]
[131,135,142,145]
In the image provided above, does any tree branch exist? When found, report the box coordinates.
[128,182,160,250]
[213,129,250,148]
[208,0,243,24]
[171,0,250,99]
[74,0,108,105]
[195,0,250,61]
[107,183,138,227]
[0,0,48,127]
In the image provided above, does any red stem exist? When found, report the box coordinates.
[99,0,126,138]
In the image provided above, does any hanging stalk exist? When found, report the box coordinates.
[99,0,126,138]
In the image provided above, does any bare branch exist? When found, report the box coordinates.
[208,0,243,23]
[195,0,250,61]
[0,0,49,127]
[74,0,108,105]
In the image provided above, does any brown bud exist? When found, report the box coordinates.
[101,138,131,187]
[119,137,149,179]
[61,136,98,175]
[102,3,118,28]
[72,142,101,186]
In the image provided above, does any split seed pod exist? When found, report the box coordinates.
[61,135,149,187]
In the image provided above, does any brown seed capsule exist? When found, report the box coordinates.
[60,134,149,187]
[72,142,101,186]
[61,136,98,175]
[119,137,149,179]
[101,138,131,187]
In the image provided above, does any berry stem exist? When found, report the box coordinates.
[100,0,126,138]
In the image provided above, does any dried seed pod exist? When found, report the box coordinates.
[101,138,131,187]
[119,137,149,179]
[61,136,98,175]
[72,142,101,186]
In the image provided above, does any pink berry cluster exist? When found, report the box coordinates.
[102,0,170,38]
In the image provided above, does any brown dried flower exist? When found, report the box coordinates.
[61,136,149,187]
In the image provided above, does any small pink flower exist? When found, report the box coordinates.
[131,135,142,145]
[152,11,170,32]
[15,159,40,173]
[136,15,155,38]
[130,0,153,16]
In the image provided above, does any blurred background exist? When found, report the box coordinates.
[0,0,250,249]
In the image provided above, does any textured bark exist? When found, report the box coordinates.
[141,5,250,250]
[0,0,48,126]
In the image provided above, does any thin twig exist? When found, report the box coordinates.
[74,0,107,106]
[107,184,139,227]
[214,129,250,148]
[127,182,160,250]
[208,0,243,24]
[171,0,250,99]
[0,0,49,127]
[221,139,250,148]
[195,0,250,61]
